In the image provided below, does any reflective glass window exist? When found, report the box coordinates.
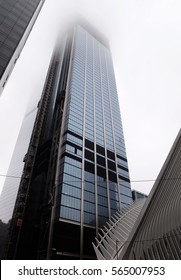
[60,206,80,222]
[61,194,81,210]
[84,212,96,225]
[84,201,95,214]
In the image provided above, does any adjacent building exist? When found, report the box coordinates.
[0,107,38,259]
[5,22,132,259]
[132,189,147,201]
[0,108,37,224]
[0,0,45,95]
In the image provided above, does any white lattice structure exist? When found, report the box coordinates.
[93,198,146,259]
[94,129,181,260]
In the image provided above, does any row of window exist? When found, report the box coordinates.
[116,150,127,158]
[68,94,84,106]
[116,145,126,154]
[70,78,85,91]
[67,124,83,134]
[61,194,81,210]
[68,101,84,112]
[110,199,120,210]
[69,91,84,103]
[0,1,37,17]
[62,163,82,179]
[69,94,123,147]
[121,195,133,205]
[62,183,81,197]
[97,185,107,197]
[2,12,31,29]
[85,134,94,141]
[84,212,95,225]
[73,59,86,69]
[84,181,95,192]
[61,173,82,189]
[65,121,116,143]
[118,168,129,178]
[62,174,120,204]
[63,154,82,166]
[84,190,95,203]
[60,206,80,222]
[65,133,82,145]
[60,205,111,226]
[68,116,83,126]
[96,135,104,142]
[68,107,84,119]
[115,142,125,152]
[115,141,126,150]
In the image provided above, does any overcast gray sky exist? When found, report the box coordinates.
[0,0,181,196]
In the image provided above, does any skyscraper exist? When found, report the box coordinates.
[0,107,38,224]
[0,107,37,259]
[5,22,132,259]
[0,0,45,95]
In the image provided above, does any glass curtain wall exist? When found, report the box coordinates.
[54,25,132,258]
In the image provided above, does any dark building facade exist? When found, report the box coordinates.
[0,0,45,95]
[5,23,132,259]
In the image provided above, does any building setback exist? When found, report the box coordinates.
[0,0,45,95]
[5,23,132,260]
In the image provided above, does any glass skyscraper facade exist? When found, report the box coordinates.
[0,0,45,95]
[0,108,37,259]
[0,108,37,224]
[5,23,132,260]
[57,25,132,231]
